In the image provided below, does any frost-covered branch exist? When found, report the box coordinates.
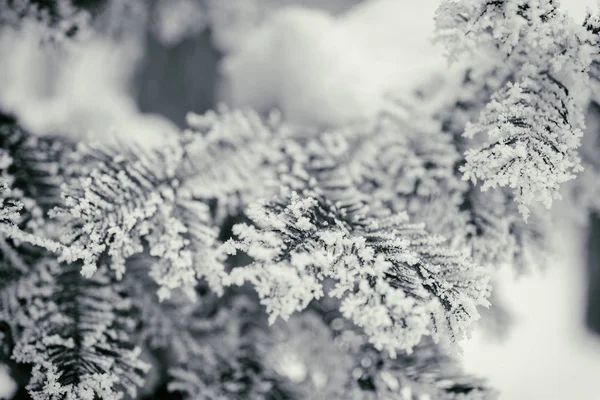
[436,0,598,218]
[461,70,584,219]
[49,141,224,301]
[224,183,490,355]
[48,107,290,300]
[11,263,150,400]
[181,106,287,223]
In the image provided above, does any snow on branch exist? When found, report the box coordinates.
[48,107,291,300]
[11,263,150,400]
[224,179,490,355]
[435,0,599,219]
[461,70,584,219]
[435,0,592,70]
[181,106,287,223]
[49,141,224,301]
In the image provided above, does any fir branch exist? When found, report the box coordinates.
[0,116,68,212]
[461,71,584,219]
[224,183,490,355]
[50,140,225,300]
[49,107,289,299]
[436,0,598,219]
[10,262,150,400]
[181,106,288,223]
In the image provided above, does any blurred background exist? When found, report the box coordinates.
[1,1,600,398]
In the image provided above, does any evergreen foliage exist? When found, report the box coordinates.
[12,263,150,400]
[49,140,225,300]
[436,0,600,219]
[224,183,490,355]
[3,0,600,399]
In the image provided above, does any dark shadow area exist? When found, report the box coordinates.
[586,212,600,335]
[134,29,221,127]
